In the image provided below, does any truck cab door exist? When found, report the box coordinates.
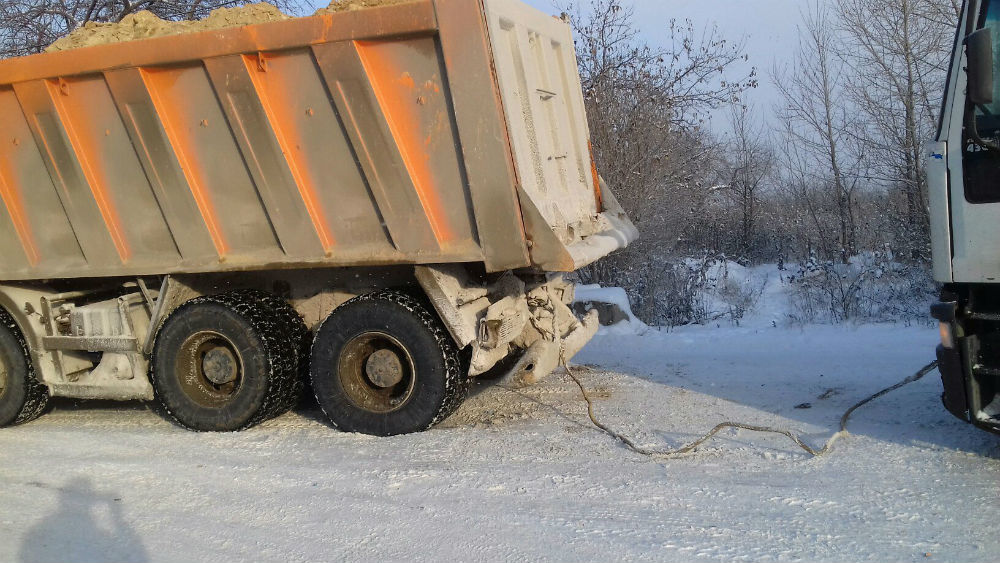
[949,0,1000,282]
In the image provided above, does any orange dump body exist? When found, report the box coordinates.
[0,0,635,282]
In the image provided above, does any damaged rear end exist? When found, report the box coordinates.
[0,0,633,435]
[418,266,600,386]
[418,0,637,385]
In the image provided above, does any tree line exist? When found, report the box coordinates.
[568,0,956,324]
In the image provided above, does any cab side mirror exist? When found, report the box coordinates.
[967,27,994,106]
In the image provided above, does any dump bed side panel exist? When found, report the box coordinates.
[0,2,522,281]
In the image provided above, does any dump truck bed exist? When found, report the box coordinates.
[0,0,636,281]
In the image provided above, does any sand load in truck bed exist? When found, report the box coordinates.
[46,1,420,52]
[0,0,636,282]
[46,4,292,52]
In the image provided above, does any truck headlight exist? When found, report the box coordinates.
[939,322,955,349]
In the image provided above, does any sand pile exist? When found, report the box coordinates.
[46,3,290,52]
[45,0,421,53]
[316,0,418,14]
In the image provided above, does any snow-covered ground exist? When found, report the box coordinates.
[1,320,997,562]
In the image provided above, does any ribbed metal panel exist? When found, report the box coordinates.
[0,4,499,280]
[483,0,601,238]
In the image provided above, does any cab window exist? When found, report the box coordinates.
[964,0,1000,203]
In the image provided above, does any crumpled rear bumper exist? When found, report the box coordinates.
[503,308,599,387]
[418,265,602,386]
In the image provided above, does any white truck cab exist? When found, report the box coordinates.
[930,0,1000,433]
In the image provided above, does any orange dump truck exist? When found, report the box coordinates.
[0,0,636,435]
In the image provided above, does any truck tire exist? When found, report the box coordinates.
[234,290,310,413]
[0,310,49,427]
[151,291,299,431]
[310,290,468,436]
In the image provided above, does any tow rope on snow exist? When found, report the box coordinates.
[560,358,940,458]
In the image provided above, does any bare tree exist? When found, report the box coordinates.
[720,103,773,262]
[562,0,753,275]
[0,1,305,58]
[775,3,860,264]
[836,0,959,261]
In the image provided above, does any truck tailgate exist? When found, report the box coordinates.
[483,0,637,270]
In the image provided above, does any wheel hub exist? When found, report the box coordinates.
[202,346,239,385]
[365,349,404,388]
[339,331,416,414]
[175,331,244,407]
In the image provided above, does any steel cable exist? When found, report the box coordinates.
[561,358,940,458]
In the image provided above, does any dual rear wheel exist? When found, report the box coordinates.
[310,290,468,436]
[0,289,466,435]
[152,289,466,435]
[151,290,305,432]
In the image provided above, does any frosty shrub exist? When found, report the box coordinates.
[712,274,767,325]
[620,259,706,328]
[610,255,766,328]
[787,251,936,324]
[685,256,767,326]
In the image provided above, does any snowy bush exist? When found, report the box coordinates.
[626,259,705,327]
[686,256,768,326]
[611,255,768,327]
[787,250,936,324]
[579,251,933,328]
[712,274,768,325]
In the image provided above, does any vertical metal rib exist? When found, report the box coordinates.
[312,41,441,255]
[11,80,120,266]
[139,68,230,259]
[238,53,336,255]
[103,68,218,263]
[43,79,131,262]
[355,40,453,245]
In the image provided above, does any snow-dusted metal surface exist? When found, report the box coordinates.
[484,0,638,271]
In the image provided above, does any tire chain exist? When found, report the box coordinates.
[0,308,49,425]
[338,290,469,430]
[238,290,310,415]
[150,290,300,431]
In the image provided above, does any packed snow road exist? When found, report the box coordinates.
[1,324,997,562]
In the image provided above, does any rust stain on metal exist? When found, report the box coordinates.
[356,39,454,244]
